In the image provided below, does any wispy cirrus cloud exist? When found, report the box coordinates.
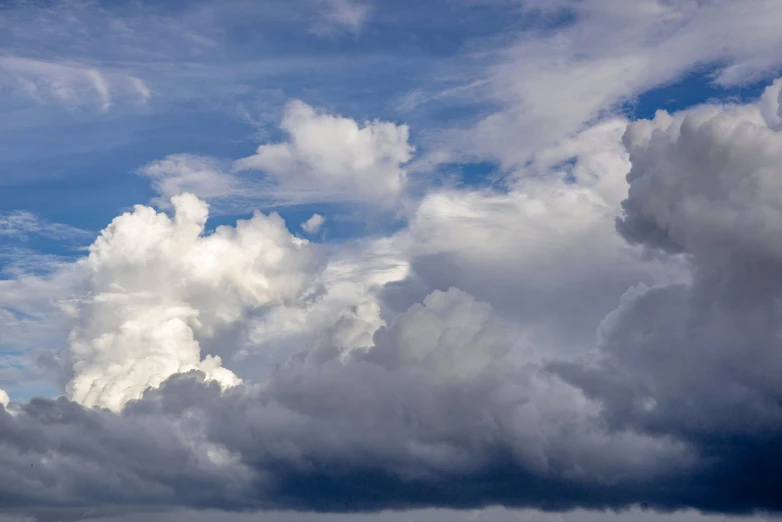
[0,56,150,112]
[311,0,370,35]
[0,210,91,242]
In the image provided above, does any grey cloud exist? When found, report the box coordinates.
[0,289,691,520]
[553,102,782,515]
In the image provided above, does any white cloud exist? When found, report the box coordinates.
[312,0,370,35]
[138,154,245,209]
[759,77,782,129]
[0,56,150,112]
[139,101,413,210]
[242,235,409,372]
[0,211,90,242]
[398,118,685,357]
[301,213,325,234]
[235,100,413,207]
[0,388,9,408]
[67,193,317,411]
[422,0,782,170]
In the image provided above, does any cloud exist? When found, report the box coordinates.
[66,193,318,411]
[0,211,91,242]
[312,0,370,35]
[387,118,685,356]
[0,389,8,409]
[421,0,782,170]
[0,287,693,521]
[6,87,782,519]
[240,235,409,378]
[7,0,782,518]
[0,57,150,112]
[138,154,246,209]
[301,214,325,234]
[235,100,413,207]
[142,101,414,209]
[551,92,782,511]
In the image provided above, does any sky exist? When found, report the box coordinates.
[2,0,782,520]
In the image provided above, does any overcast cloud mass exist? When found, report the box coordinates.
[2,1,782,521]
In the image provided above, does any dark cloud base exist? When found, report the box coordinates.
[2,376,782,522]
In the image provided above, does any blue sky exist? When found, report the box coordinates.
[0,0,774,245]
[4,1,782,521]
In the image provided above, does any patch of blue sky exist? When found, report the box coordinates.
[0,0,579,236]
[0,347,60,401]
[441,66,782,190]
[626,64,779,120]
[4,0,781,261]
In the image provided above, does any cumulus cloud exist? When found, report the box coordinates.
[240,235,409,376]
[66,193,317,411]
[551,92,782,511]
[0,287,695,521]
[301,214,325,234]
[7,0,782,516]
[235,100,413,207]
[140,101,413,210]
[390,119,685,356]
[7,86,782,519]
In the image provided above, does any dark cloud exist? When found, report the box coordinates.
[554,104,782,515]
[0,284,772,520]
[0,289,687,521]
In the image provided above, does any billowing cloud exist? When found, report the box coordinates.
[66,193,317,411]
[7,0,782,518]
[553,89,782,511]
[0,287,694,521]
[391,118,685,355]
[9,85,782,520]
[140,101,414,210]
[235,100,413,207]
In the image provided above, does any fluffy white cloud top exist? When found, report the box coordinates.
[66,193,317,411]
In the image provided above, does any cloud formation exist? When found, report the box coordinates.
[301,214,325,234]
[312,0,370,35]
[7,1,782,520]
[0,287,691,521]
[0,57,149,112]
[422,0,782,170]
[66,193,316,411]
[0,211,90,242]
[141,101,413,210]
[235,100,413,206]
[553,88,782,512]
[12,82,782,520]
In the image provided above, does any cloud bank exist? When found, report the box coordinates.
[6,1,782,521]
[4,85,782,520]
